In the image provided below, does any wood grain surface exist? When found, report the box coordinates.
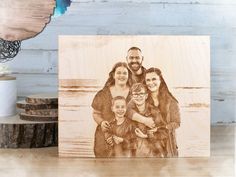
[20,112,58,122]
[25,93,58,104]
[59,36,210,157]
[0,0,56,41]
[25,109,58,117]
[0,115,58,148]
[17,100,58,110]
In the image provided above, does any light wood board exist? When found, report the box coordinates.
[59,35,210,157]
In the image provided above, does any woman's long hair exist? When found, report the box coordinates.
[145,67,178,117]
[104,62,133,88]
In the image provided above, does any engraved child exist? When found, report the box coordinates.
[128,83,168,157]
[104,96,136,157]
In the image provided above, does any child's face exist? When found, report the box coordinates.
[112,99,127,118]
[132,88,148,106]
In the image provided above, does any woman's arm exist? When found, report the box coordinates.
[92,109,103,125]
[93,109,110,131]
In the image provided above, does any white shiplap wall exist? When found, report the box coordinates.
[7,0,236,123]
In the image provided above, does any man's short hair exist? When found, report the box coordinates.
[127,46,142,53]
[131,83,147,94]
[111,96,127,106]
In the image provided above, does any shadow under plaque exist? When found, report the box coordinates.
[59,35,210,158]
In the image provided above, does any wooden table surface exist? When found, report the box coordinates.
[0,124,235,177]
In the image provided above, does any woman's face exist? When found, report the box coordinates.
[113,66,129,86]
[145,72,161,92]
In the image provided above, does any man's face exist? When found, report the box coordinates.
[132,88,148,106]
[126,49,143,72]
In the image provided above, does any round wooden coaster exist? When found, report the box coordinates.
[0,76,16,80]
[17,100,58,110]
[25,109,58,117]
[20,112,58,122]
[25,93,58,104]
[0,115,57,148]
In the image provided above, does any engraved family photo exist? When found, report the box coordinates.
[92,47,180,157]
[59,36,210,158]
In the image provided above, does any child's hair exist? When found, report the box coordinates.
[111,96,127,106]
[131,83,148,94]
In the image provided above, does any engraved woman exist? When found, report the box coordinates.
[129,68,181,157]
[91,62,133,157]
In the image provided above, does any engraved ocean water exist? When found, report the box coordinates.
[59,79,210,157]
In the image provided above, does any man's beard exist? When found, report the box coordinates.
[128,62,142,72]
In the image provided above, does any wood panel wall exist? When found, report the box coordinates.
[6,0,236,123]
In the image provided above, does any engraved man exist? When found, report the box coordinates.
[126,47,146,84]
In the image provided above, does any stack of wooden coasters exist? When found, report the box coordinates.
[17,93,58,121]
[0,93,58,148]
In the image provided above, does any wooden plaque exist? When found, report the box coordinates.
[0,0,55,41]
[59,35,210,158]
